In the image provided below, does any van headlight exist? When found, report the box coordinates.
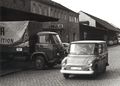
[62,63,66,67]
[61,59,67,67]
[87,60,93,66]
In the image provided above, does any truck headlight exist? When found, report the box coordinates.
[16,48,22,51]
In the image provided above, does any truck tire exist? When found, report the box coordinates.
[34,56,45,70]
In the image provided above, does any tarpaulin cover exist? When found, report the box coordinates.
[0,21,29,45]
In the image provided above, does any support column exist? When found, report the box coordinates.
[0,7,2,21]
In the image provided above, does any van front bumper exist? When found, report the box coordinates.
[60,69,94,75]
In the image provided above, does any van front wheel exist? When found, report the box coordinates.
[34,56,45,70]
[102,65,106,73]
[63,74,69,79]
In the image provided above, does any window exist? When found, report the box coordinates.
[70,44,95,55]
[64,15,67,20]
[39,35,51,44]
[38,34,62,44]
[98,44,103,54]
[103,43,107,52]
[38,5,42,14]
[69,16,72,22]
[58,12,61,18]
[53,34,62,44]
[54,11,57,18]
[31,2,37,13]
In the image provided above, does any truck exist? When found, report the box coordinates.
[0,21,66,69]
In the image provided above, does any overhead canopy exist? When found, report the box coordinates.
[0,7,58,22]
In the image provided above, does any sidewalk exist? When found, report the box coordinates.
[0,61,32,76]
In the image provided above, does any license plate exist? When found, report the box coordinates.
[71,67,82,70]
[16,48,22,51]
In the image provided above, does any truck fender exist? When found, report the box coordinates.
[31,52,48,62]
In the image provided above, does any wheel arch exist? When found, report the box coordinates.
[31,52,48,62]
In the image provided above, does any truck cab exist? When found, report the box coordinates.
[30,32,66,69]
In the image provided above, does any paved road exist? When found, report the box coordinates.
[0,45,120,86]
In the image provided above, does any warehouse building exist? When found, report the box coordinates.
[0,0,79,43]
[79,11,120,45]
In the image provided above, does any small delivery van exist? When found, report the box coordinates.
[60,40,109,79]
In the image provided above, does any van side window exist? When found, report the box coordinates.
[98,44,103,54]
[102,43,106,52]
[103,44,107,52]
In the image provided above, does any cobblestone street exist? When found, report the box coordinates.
[0,45,120,86]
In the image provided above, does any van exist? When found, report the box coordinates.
[60,40,109,79]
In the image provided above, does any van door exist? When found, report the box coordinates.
[98,44,104,72]
[102,43,108,67]
[99,43,107,72]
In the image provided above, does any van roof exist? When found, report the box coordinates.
[37,31,58,35]
[71,40,106,44]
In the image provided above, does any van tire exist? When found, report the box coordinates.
[92,65,98,78]
[103,65,106,73]
[34,56,45,70]
[63,74,69,79]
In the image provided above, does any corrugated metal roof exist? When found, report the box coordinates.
[81,11,120,32]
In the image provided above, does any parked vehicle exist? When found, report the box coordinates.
[60,40,109,79]
[0,21,66,69]
[118,38,120,44]
[108,36,119,45]
[108,40,114,46]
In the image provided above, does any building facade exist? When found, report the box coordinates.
[79,11,120,45]
[0,0,80,43]
[0,0,30,12]
[30,0,79,42]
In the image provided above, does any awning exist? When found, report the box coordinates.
[0,7,58,22]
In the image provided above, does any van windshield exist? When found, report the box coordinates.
[70,43,95,55]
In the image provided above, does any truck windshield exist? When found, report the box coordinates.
[70,43,95,55]
[53,34,62,44]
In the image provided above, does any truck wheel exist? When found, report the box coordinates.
[34,56,45,70]
[63,74,69,79]
[47,63,55,68]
